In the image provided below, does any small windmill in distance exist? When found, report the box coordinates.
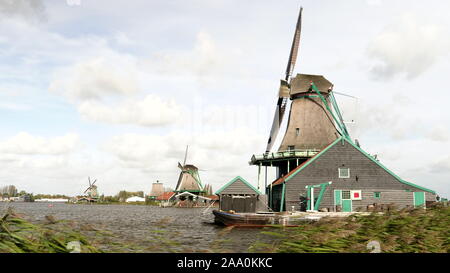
[79,177,99,203]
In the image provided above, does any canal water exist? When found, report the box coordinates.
[1,202,279,253]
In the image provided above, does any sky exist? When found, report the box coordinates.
[0,0,449,198]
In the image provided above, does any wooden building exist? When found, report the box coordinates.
[215,176,267,213]
[269,137,437,212]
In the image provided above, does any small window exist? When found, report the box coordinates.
[338,168,350,178]
[296,128,300,136]
[374,192,381,199]
[288,145,295,151]
[342,190,351,200]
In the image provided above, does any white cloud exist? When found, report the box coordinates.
[428,156,450,174]
[148,31,248,85]
[78,94,183,127]
[0,0,46,23]
[49,51,140,101]
[367,13,450,79]
[0,132,81,155]
[102,128,267,189]
[426,125,450,142]
[0,102,32,111]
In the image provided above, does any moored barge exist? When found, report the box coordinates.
[212,209,299,227]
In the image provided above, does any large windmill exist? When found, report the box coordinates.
[250,6,351,189]
[175,146,204,196]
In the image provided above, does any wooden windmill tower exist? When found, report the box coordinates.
[250,7,351,189]
[175,146,204,195]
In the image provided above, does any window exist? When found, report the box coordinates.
[296,128,300,136]
[374,192,381,199]
[342,190,351,200]
[338,168,350,178]
[288,145,295,151]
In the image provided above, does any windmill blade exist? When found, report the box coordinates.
[333,91,358,99]
[178,162,184,170]
[88,177,91,186]
[183,145,189,166]
[285,6,303,81]
[83,187,91,194]
[266,7,303,152]
[91,179,97,186]
[266,98,285,152]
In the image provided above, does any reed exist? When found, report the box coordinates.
[0,207,100,253]
[252,205,450,253]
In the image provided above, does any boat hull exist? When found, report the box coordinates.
[213,210,294,227]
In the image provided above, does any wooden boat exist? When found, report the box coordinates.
[212,210,299,227]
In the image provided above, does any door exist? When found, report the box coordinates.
[342,199,352,212]
[334,190,342,206]
[413,192,425,208]
[233,196,246,212]
[341,190,352,212]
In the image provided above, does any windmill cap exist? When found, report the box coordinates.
[183,164,198,170]
[290,74,333,95]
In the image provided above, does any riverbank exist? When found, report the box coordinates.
[250,205,450,253]
[2,203,448,253]
[0,208,100,253]
[1,202,273,253]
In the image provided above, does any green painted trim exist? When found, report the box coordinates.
[311,83,349,140]
[374,192,381,199]
[280,182,286,212]
[306,185,311,210]
[215,176,262,195]
[334,190,342,206]
[329,91,350,138]
[343,138,436,194]
[314,183,330,210]
[284,137,342,183]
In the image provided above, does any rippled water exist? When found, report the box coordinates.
[1,202,277,253]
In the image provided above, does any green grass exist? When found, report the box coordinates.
[251,204,450,253]
[0,208,101,253]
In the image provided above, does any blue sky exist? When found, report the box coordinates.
[0,0,449,198]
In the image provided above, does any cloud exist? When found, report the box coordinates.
[0,102,32,111]
[49,51,140,101]
[428,156,450,174]
[0,132,81,155]
[425,125,450,142]
[148,31,248,85]
[78,94,183,127]
[367,13,450,79]
[0,0,46,23]
[102,128,267,188]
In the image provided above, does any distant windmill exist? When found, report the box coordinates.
[84,177,99,201]
[175,146,204,194]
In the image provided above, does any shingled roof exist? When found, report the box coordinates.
[270,137,436,194]
[289,74,333,95]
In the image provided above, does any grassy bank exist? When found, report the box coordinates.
[0,208,100,253]
[251,205,450,253]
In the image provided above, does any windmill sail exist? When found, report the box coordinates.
[266,6,303,152]
[175,147,204,193]
[285,6,303,82]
